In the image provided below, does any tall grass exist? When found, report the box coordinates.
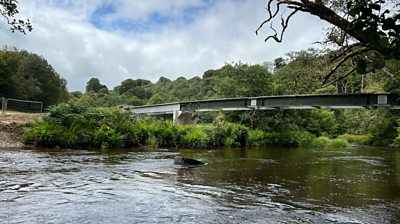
[311,136,349,148]
[337,134,371,145]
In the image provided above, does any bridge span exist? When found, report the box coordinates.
[131,93,400,125]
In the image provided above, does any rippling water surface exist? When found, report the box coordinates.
[0,147,399,223]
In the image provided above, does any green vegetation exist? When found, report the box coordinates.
[23,102,319,149]
[18,47,400,149]
[311,137,349,149]
[338,134,371,145]
[328,139,350,148]
[0,47,68,106]
[1,42,399,149]
[311,137,331,148]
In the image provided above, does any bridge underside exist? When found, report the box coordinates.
[131,93,400,125]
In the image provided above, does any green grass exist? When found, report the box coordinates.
[337,134,371,145]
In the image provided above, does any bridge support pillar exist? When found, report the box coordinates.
[173,110,198,125]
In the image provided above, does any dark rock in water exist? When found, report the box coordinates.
[174,156,205,166]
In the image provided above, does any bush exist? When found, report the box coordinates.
[337,134,371,145]
[227,123,248,147]
[265,130,315,147]
[94,125,124,149]
[181,128,210,149]
[311,136,330,148]
[246,129,266,147]
[224,137,235,148]
[311,136,349,148]
[147,120,177,147]
[59,125,80,148]
[328,138,349,148]
[25,121,63,147]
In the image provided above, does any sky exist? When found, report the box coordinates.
[0,0,326,91]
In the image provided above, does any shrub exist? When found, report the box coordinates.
[337,134,371,145]
[311,136,349,148]
[224,137,235,148]
[265,130,315,147]
[94,125,124,149]
[146,135,159,148]
[135,122,149,146]
[209,125,226,147]
[115,122,140,147]
[227,123,248,147]
[59,125,80,148]
[246,129,266,147]
[311,136,330,148]
[181,128,210,149]
[328,138,349,148]
[28,121,63,147]
[147,120,177,147]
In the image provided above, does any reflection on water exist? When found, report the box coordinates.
[0,147,399,223]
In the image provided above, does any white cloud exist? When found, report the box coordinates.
[0,0,325,91]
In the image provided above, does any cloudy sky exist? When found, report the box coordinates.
[1,0,326,91]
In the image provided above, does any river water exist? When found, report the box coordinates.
[0,146,399,223]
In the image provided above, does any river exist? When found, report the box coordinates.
[0,146,399,223]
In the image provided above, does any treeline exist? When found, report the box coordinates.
[75,48,400,107]
[0,47,68,106]
[5,45,399,148]
[68,48,400,147]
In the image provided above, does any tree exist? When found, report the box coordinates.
[272,49,328,94]
[18,51,68,105]
[257,0,400,83]
[273,57,286,71]
[0,47,68,105]
[0,47,20,97]
[115,78,152,99]
[86,78,108,93]
[1,0,32,34]
[216,63,273,97]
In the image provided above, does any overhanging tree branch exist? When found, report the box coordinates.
[0,0,32,34]
[258,0,400,57]
[322,47,371,84]
[322,67,356,87]
[257,0,400,84]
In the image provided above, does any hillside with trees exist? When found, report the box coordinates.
[0,47,68,106]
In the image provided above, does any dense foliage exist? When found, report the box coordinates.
[0,0,32,34]
[0,47,68,106]
[64,47,400,148]
[257,0,400,84]
[2,45,395,148]
[24,102,355,149]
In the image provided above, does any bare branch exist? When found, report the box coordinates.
[263,8,299,42]
[382,66,400,81]
[256,0,281,35]
[321,47,371,85]
[322,67,356,87]
[329,43,366,63]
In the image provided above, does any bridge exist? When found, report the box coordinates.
[131,93,400,125]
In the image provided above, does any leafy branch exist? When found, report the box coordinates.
[257,0,400,82]
[0,0,32,34]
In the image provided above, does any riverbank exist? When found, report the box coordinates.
[22,102,359,149]
[0,112,42,148]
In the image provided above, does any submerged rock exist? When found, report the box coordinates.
[174,156,205,166]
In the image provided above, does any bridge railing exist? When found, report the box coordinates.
[132,93,400,115]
